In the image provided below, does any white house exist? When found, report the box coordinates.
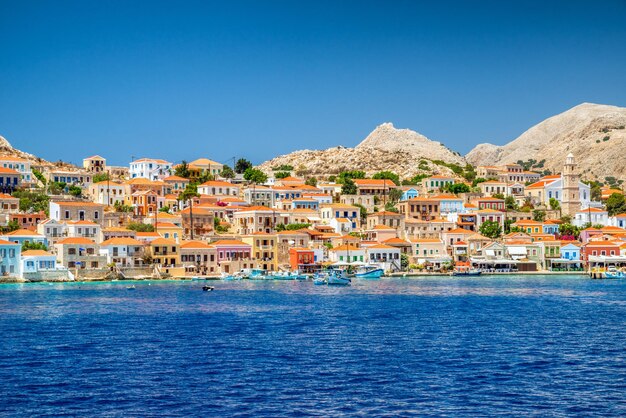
[197,180,240,197]
[21,250,57,275]
[130,158,172,181]
[573,207,609,227]
[365,244,402,271]
[329,244,365,264]
[0,156,33,185]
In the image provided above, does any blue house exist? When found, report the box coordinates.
[401,187,419,201]
[542,222,560,235]
[0,239,21,277]
[0,229,48,248]
[560,243,581,261]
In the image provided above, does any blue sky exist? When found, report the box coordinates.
[1,0,625,166]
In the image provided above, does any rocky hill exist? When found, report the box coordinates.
[0,134,75,171]
[258,123,466,179]
[466,103,626,180]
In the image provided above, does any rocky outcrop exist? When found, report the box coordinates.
[259,123,465,179]
[466,103,626,179]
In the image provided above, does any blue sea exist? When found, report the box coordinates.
[1,276,625,417]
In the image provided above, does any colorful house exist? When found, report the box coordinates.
[0,239,21,277]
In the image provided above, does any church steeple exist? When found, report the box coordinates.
[561,153,581,216]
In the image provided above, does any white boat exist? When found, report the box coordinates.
[327,269,351,285]
[355,264,384,279]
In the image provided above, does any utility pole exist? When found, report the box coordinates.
[190,196,194,240]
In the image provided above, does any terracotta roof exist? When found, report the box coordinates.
[101,237,144,246]
[57,237,96,245]
[211,239,250,246]
[0,167,20,174]
[51,201,103,207]
[368,244,397,250]
[353,179,397,186]
[0,239,20,245]
[22,250,53,256]
[180,240,214,249]
[5,229,44,236]
[151,238,178,246]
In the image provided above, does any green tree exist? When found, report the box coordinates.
[243,168,268,184]
[68,185,82,197]
[12,190,50,214]
[337,170,365,184]
[505,195,519,211]
[49,181,66,195]
[127,222,155,232]
[403,173,428,185]
[305,177,318,187]
[92,172,110,183]
[532,209,546,222]
[372,171,399,186]
[479,220,502,239]
[549,197,561,211]
[472,178,488,187]
[174,160,191,178]
[384,202,399,213]
[388,188,403,203]
[504,219,515,234]
[1,220,19,233]
[159,205,171,213]
[284,223,311,231]
[354,203,368,223]
[341,177,357,195]
[400,253,409,270]
[220,165,235,179]
[272,164,294,171]
[32,168,47,185]
[22,241,48,252]
[275,171,290,179]
[114,201,133,213]
[605,193,626,216]
[559,223,579,239]
[235,158,253,174]
[444,183,471,194]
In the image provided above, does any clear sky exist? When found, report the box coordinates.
[1,0,625,167]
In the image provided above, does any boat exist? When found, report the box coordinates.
[202,285,214,291]
[242,268,269,280]
[355,264,384,279]
[451,268,482,276]
[313,274,328,285]
[327,269,351,285]
[126,285,136,290]
[221,272,243,281]
[604,268,625,279]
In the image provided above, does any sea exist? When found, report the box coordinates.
[1,275,625,417]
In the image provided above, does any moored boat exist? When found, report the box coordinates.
[355,265,384,279]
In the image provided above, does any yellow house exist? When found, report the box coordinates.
[147,238,180,267]
[242,232,278,271]
[154,222,184,243]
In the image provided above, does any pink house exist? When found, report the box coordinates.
[211,239,253,273]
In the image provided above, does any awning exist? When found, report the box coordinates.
[507,247,527,256]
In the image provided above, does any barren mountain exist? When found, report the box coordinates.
[466,103,626,180]
[259,123,466,179]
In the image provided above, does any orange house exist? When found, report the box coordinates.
[289,248,315,272]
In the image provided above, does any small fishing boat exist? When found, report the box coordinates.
[313,275,327,285]
[126,285,136,290]
[604,268,625,279]
[243,268,269,280]
[327,269,351,286]
[202,285,214,291]
[355,264,384,279]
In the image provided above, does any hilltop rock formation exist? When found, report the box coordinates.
[258,123,466,179]
[466,103,626,180]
